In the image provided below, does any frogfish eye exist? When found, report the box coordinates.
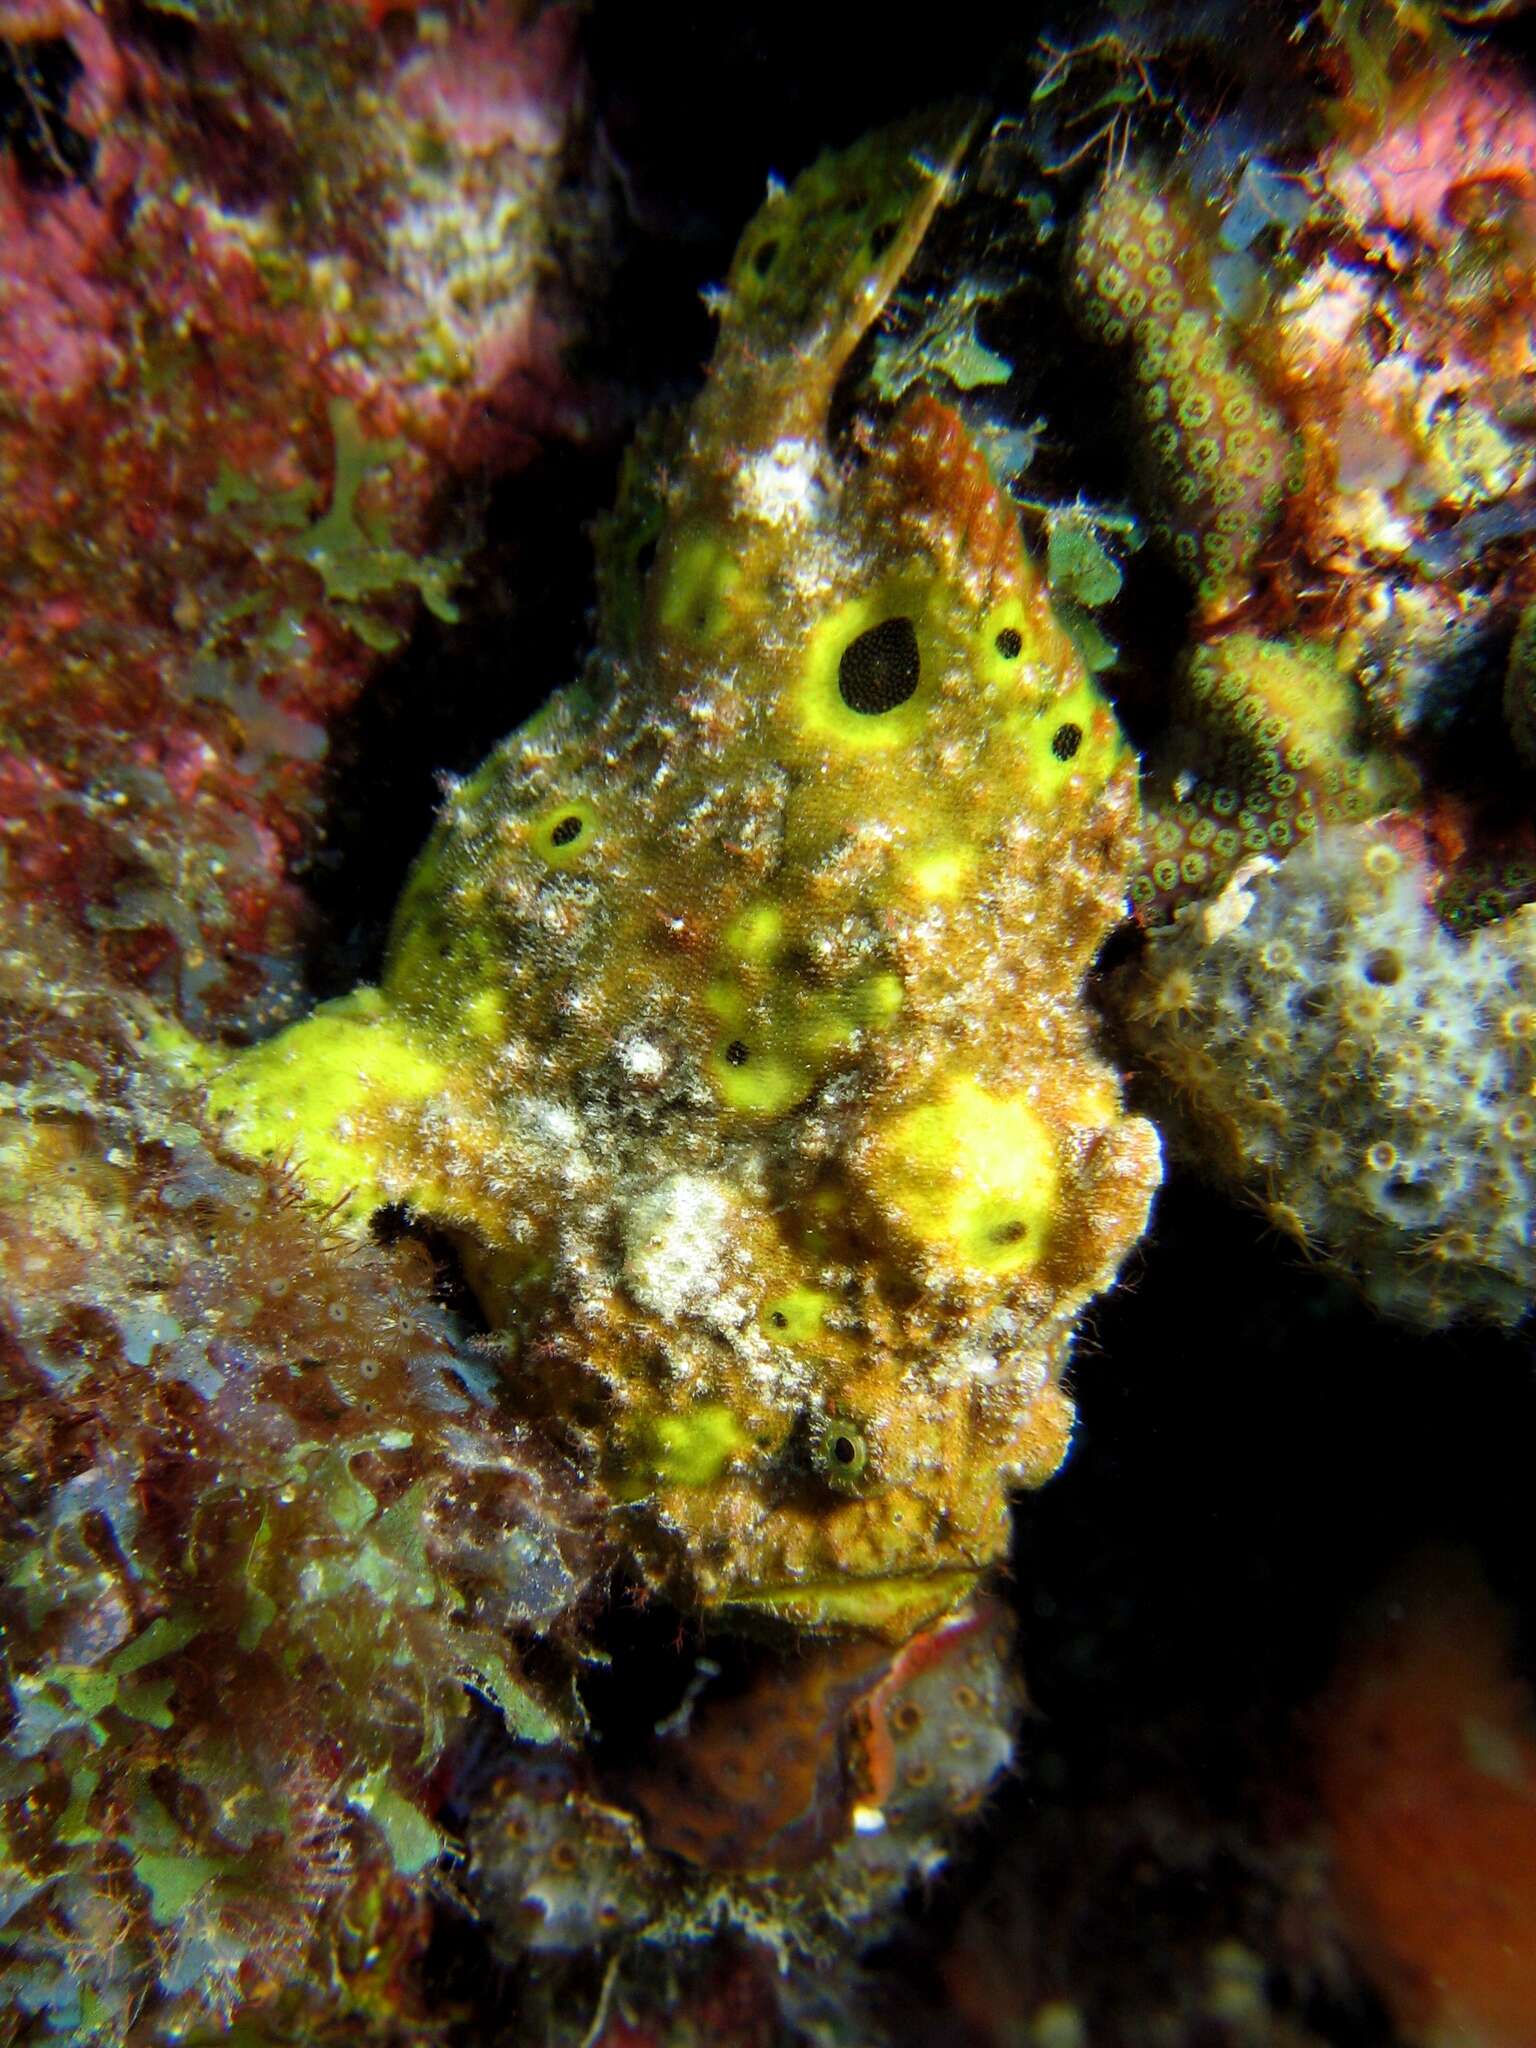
[815,1416,870,1490]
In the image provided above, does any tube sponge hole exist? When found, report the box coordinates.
[793,583,942,752]
[1364,947,1402,985]
[708,1036,811,1116]
[1007,678,1129,805]
[760,1287,833,1345]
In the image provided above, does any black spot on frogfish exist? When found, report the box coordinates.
[838,616,920,715]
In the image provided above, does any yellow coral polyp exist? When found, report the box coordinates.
[798,973,904,1057]
[866,1078,1060,1273]
[1185,636,1364,785]
[761,1286,834,1345]
[461,987,507,1043]
[723,902,785,963]
[854,971,903,1026]
[704,978,750,1029]
[901,843,977,901]
[628,1404,751,1491]
[801,1183,849,1257]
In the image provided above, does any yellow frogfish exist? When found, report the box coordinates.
[212,112,1161,1642]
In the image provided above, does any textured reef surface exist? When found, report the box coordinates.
[4,2,1536,2044]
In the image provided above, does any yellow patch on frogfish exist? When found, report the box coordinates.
[211,111,1162,1642]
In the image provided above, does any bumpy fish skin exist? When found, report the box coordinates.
[216,114,1161,1639]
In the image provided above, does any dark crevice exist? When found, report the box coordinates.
[573,1571,717,1774]
[0,35,94,192]
[300,440,621,997]
[369,1204,493,1335]
[117,1,199,65]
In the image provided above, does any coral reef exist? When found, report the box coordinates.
[213,113,1162,1642]
[0,3,608,2034]
[1064,24,1536,1332]
[1064,44,1536,718]
[1257,55,1536,740]
[7,3,1536,2040]
[1131,631,1416,921]
[1070,160,1297,610]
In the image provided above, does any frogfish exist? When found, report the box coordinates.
[212,110,1161,1643]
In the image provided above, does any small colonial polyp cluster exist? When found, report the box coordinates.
[1069,49,1536,1330]
[1129,827,1536,1325]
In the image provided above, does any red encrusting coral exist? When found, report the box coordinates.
[621,1636,892,1873]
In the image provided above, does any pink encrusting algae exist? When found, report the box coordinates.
[0,0,592,1034]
